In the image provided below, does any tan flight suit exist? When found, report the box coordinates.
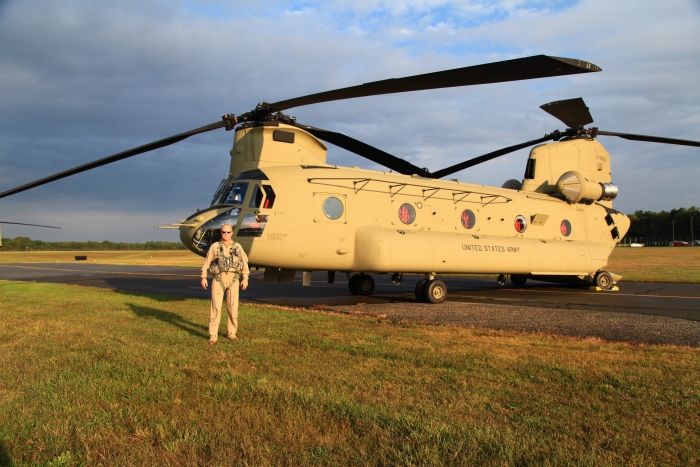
[201,241,250,340]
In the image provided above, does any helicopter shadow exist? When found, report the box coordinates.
[126,303,208,339]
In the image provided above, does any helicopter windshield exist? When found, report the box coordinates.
[221,182,249,205]
[210,179,227,205]
[211,170,271,206]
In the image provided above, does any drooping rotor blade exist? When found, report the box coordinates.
[430,133,560,179]
[596,131,700,147]
[540,97,594,129]
[0,221,61,228]
[268,55,601,113]
[0,120,226,199]
[294,123,427,176]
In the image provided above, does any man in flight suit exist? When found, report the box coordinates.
[200,223,250,344]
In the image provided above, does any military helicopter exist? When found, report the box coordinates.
[2,55,699,302]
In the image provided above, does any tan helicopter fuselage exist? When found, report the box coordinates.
[180,123,629,282]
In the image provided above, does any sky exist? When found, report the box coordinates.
[0,0,698,242]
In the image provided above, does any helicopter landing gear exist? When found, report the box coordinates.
[497,274,507,286]
[349,273,375,295]
[510,274,528,287]
[424,280,447,303]
[594,270,613,290]
[415,278,447,303]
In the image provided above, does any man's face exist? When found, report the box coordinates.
[220,225,233,241]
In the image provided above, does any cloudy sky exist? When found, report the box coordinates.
[1,0,698,242]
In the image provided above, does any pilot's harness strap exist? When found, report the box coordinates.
[215,275,236,293]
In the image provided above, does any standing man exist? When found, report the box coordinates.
[201,223,249,344]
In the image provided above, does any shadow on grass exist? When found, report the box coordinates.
[114,289,188,302]
[0,441,10,467]
[127,303,208,339]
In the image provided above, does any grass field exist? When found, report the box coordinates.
[1,281,699,466]
[607,246,700,283]
[0,250,204,268]
[2,246,700,283]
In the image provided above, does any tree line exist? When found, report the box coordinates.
[1,237,186,251]
[626,206,699,238]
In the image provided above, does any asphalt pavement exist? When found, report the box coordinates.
[2,262,700,346]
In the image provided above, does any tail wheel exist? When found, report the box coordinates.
[511,274,528,287]
[594,271,613,290]
[424,280,447,304]
[414,279,428,302]
[348,274,361,294]
[356,274,375,295]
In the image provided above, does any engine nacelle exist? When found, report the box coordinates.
[556,171,618,204]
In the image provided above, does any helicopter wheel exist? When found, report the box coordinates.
[510,274,528,287]
[356,274,375,295]
[423,280,447,304]
[594,270,613,290]
[348,274,361,294]
[414,279,428,302]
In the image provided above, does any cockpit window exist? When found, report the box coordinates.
[248,184,263,208]
[237,214,269,237]
[235,169,269,180]
[215,184,233,205]
[262,185,276,208]
[223,182,249,205]
[210,179,227,206]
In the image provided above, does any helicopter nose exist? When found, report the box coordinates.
[180,207,240,255]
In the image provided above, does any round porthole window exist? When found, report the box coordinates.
[322,197,343,220]
[560,219,572,236]
[460,209,476,229]
[514,215,528,233]
[398,203,416,224]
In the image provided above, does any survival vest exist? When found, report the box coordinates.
[208,241,244,281]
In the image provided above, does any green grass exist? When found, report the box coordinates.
[608,246,700,283]
[1,281,699,466]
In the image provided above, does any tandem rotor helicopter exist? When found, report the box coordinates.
[2,55,699,302]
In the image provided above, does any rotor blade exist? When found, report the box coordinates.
[0,221,61,229]
[294,123,427,176]
[597,131,700,147]
[0,120,226,199]
[430,134,556,179]
[540,97,594,129]
[268,55,601,112]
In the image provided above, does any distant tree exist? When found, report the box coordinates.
[0,237,186,251]
[627,206,699,237]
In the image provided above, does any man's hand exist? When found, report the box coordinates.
[201,278,208,290]
[241,278,249,291]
